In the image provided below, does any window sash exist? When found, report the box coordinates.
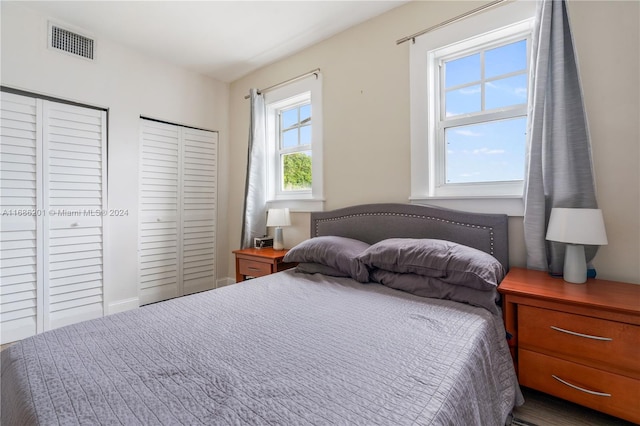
[279,103,311,141]
[437,34,530,120]
[437,114,528,188]
[434,109,529,194]
[276,102,312,195]
[431,30,531,193]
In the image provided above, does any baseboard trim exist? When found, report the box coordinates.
[216,277,235,288]
[107,281,235,313]
[107,297,139,315]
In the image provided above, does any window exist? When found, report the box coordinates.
[436,33,530,191]
[410,1,535,215]
[265,74,323,212]
[279,102,312,192]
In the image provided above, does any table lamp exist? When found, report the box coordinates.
[545,208,608,284]
[266,208,291,250]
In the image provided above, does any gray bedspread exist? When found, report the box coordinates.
[2,270,523,425]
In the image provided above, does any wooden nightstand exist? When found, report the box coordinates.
[499,268,640,423]
[232,247,297,282]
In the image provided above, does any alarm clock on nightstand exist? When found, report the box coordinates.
[254,236,274,249]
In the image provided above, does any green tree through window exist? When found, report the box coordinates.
[283,152,311,190]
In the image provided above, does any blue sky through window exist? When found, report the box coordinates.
[446,118,527,183]
[280,103,312,149]
[445,54,480,88]
[442,39,528,184]
[282,108,297,129]
[485,40,527,77]
[486,74,528,109]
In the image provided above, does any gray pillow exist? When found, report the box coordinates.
[371,269,501,315]
[357,238,505,291]
[283,236,371,282]
[295,262,350,278]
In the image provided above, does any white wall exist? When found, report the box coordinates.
[1,2,231,312]
[3,0,637,289]
[228,0,639,284]
[567,1,640,284]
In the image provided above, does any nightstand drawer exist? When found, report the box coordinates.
[519,305,639,376]
[238,259,272,278]
[519,349,640,424]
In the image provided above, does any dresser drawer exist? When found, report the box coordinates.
[519,305,639,376]
[519,349,640,424]
[238,259,271,278]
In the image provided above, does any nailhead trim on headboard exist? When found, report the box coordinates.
[314,212,496,254]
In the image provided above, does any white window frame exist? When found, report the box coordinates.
[265,74,324,212]
[274,95,312,198]
[409,0,535,216]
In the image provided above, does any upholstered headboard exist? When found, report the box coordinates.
[310,203,509,270]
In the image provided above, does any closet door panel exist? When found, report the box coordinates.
[0,223,39,343]
[181,129,217,295]
[139,120,180,305]
[0,93,43,344]
[43,101,106,330]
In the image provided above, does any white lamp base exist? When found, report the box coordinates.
[563,244,587,284]
[273,227,284,250]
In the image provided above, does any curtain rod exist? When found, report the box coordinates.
[396,0,507,45]
[244,68,320,99]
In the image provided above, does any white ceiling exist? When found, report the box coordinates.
[21,1,407,83]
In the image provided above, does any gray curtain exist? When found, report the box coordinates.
[523,0,598,273]
[240,89,267,249]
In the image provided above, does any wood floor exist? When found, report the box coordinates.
[513,387,636,426]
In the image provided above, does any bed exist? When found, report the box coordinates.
[2,203,523,425]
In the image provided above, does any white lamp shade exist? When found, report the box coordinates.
[546,208,608,245]
[266,208,291,227]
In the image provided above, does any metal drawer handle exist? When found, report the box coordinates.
[550,326,612,341]
[552,375,611,397]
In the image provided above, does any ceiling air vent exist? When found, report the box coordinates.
[49,23,95,60]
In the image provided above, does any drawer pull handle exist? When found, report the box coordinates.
[552,375,611,397]
[247,267,261,271]
[550,326,612,341]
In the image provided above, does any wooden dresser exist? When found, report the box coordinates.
[499,268,640,423]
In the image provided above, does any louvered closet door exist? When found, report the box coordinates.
[43,101,107,329]
[1,93,106,343]
[0,92,43,343]
[181,128,217,295]
[139,120,217,304]
[139,120,180,305]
